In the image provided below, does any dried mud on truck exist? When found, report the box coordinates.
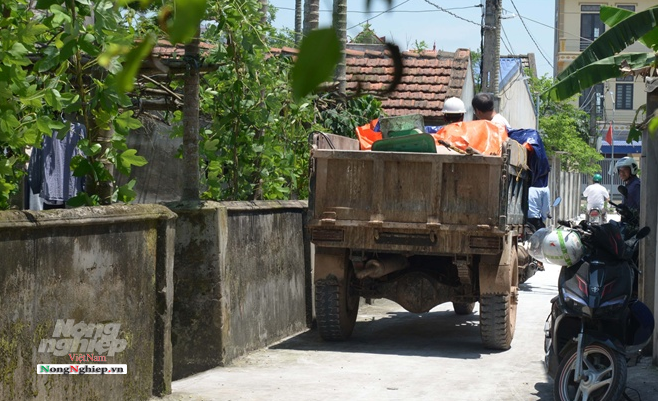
[307,128,529,350]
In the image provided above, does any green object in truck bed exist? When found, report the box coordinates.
[371,134,437,153]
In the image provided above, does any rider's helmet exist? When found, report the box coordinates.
[541,228,584,266]
[593,173,602,183]
[443,97,466,114]
[615,157,639,175]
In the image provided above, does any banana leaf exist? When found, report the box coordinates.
[546,52,656,101]
[556,6,658,81]
[600,6,658,50]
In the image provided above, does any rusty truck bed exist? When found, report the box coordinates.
[308,137,527,255]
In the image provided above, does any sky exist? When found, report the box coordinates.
[267,0,557,78]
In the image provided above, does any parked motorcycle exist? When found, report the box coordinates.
[529,220,654,401]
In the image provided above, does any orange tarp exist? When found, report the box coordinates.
[431,120,508,155]
[355,119,382,150]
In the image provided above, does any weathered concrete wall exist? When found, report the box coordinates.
[169,201,309,379]
[0,205,176,401]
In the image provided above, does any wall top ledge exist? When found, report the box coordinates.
[166,200,308,213]
[0,204,177,228]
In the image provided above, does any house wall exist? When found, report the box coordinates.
[0,205,176,401]
[499,75,537,130]
[554,1,654,138]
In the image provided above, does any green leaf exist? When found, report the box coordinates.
[649,116,658,134]
[36,0,60,9]
[166,0,206,45]
[546,52,656,101]
[116,33,156,93]
[557,7,658,81]
[291,28,341,101]
[117,149,148,175]
[116,180,137,203]
[600,6,658,50]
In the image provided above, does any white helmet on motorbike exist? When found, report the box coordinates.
[527,228,550,262]
[541,228,583,266]
[615,157,639,175]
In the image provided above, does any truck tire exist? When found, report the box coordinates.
[315,262,359,341]
[452,302,475,315]
[480,248,518,350]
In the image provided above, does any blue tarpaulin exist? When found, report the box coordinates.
[600,140,641,155]
[508,128,551,188]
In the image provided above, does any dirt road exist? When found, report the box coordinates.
[154,266,658,401]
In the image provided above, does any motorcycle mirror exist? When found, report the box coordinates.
[636,226,651,240]
[552,197,562,207]
[618,185,628,197]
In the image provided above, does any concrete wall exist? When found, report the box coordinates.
[547,153,581,222]
[168,201,309,380]
[0,205,176,401]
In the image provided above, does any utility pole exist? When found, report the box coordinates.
[481,0,501,96]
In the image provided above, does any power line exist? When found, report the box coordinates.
[273,5,482,14]
[347,0,411,30]
[508,0,553,68]
[422,0,486,28]
[501,25,516,55]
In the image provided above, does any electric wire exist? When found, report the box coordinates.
[508,0,553,68]
[422,0,487,28]
[347,0,411,30]
[501,25,516,55]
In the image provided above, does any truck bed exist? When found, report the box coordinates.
[308,134,528,255]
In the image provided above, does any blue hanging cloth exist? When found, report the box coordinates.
[508,128,551,187]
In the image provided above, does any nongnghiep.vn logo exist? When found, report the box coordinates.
[37,364,127,375]
[38,319,128,357]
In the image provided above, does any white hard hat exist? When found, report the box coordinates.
[541,228,583,266]
[615,156,639,175]
[443,97,466,114]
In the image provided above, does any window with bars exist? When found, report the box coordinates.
[580,5,605,50]
[616,5,636,11]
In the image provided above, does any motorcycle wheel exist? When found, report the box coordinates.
[554,344,627,401]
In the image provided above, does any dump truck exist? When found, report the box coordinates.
[308,130,529,350]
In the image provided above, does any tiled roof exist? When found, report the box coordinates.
[346,46,471,123]
[151,39,215,58]
[271,45,472,125]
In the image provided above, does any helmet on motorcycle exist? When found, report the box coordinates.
[615,157,639,175]
[541,228,584,266]
[593,173,602,183]
[527,228,550,262]
[443,97,466,114]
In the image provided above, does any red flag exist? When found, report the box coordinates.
[605,124,613,145]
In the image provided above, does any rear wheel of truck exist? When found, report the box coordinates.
[480,248,519,350]
[452,302,475,315]
[315,253,359,341]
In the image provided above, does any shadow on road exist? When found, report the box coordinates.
[534,381,554,400]
[272,309,503,359]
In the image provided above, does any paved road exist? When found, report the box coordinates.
[155,266,658,401]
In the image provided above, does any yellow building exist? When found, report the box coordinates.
[554,1,651,144]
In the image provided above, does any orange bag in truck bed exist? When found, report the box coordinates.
[432,120,508,155]
[355,119,382,150]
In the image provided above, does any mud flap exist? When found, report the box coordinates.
[314,247,349,281]
[479,232,514,295]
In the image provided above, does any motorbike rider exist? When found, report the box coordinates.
[582,173,609,222]
[615,157,641,225]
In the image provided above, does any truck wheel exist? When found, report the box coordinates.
[315,259,359,341]
[452,302,475,315]
[480,248,518,350]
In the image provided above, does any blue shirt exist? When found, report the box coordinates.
[623,175,641,211]
[528,186,550,220]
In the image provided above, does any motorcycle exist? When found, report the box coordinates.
[586,207,604,225]
[529,220,654,401]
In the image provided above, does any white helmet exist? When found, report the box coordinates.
[541,228,583,266]
[527,228,550,261]
[443,97,466,114]
[615,157,639,175]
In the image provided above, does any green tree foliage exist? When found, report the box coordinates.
[0,0,147,209]
[530,75,603,174]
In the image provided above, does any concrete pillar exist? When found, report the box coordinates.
[640,79,658,364]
